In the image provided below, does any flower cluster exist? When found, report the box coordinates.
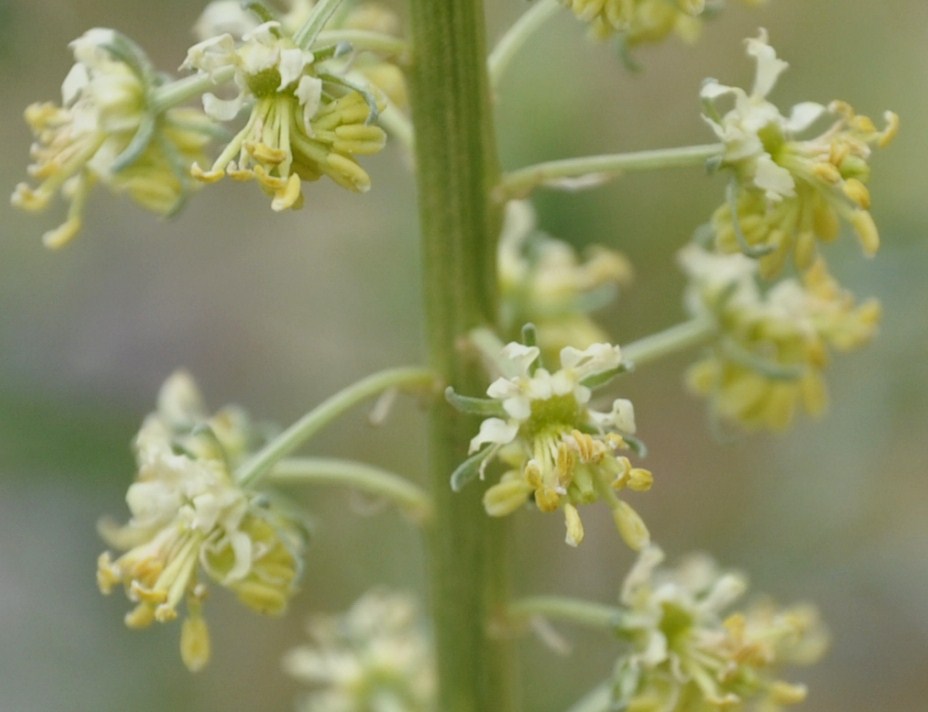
[97,372,306,671]
[457,340,652,548]
[498,201,633,362]
[679,244,880,431]
[11,29,216,248]
[562,0,764,47]
[283,589,435,712]
[194,1,407,108]
[703,30,898,277]
[183,7,388,210]
[612,546,828,711]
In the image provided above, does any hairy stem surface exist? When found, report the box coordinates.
[407,1,518,709]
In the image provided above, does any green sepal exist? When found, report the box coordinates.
[111,113,156,173]
[450,448,493,492]
[311,42,352,63]
[445,387,506,417]
[100,31,156,83]
[621,433,648,458]
[580,364,630,389]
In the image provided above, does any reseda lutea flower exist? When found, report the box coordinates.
[498,201,633,362]
[283,589,435,712]
[612,546,828,711]
[458,340,653,549]
[561,0,763,47]
[97,372,306,671]
[183,15,387,211]
[679,244,880,432]
[11,29,215,248]
[703,30,898,277]
[562,0,703,45]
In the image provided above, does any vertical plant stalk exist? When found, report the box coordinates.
[407,1,518,711]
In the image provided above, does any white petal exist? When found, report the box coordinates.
[223,531,254,582]
[524,371,553,401]
[610,398,637,434]
[559,343,621,379]
[499,343,540,377]
[69,28,116,67]
[193,0,257,41]
[487,376,520,401]
[785,101,826,133]
[700,79,736,102]
[549,370,574,396]
[502,395,531,421]
[61,63,90,106]
[278,47,309,90]
[469,417,518,453]
[746,29,788,99]
[296,75,323,132]
[182,34,236,74]
[621,544,665,605]
[699,572,748,614]
[203,91,244,121]
[753,153,796,200]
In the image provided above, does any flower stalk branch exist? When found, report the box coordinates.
[623,316,717,368]
[488,0,563,87]
[269,457,433,523]
[508,595,623,631]
[498,143,723,199]
[150,67,235,114]
[237,367,438,488]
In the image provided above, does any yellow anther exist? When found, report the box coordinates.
[190,163,226,184]
[850,209,879,256]
[180,611,211,672]
[564,503,584,547]
[842,178,871,209]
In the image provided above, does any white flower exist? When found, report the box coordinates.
[464,342,652,549]
[703,30,898,274]
[498,201,633,360]
[11,29,215,247]
[284,590,435,712]
[182,18,386,209]
[613,546,828,710]
[97,372,305,671]
[680,244,881,431]
[702,30,825,202]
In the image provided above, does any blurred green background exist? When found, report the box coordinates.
[1,1,926,710]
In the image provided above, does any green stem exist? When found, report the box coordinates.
[407,1,517,710]
[508,595,623,631]
[623,316,716,368]
[316,29,409,60]
[293,0,345,49]
[488,0,562,88]
[236,367,437,488]
[150,67,235,114]
[268,457,432,523]
[498,143,723,199]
